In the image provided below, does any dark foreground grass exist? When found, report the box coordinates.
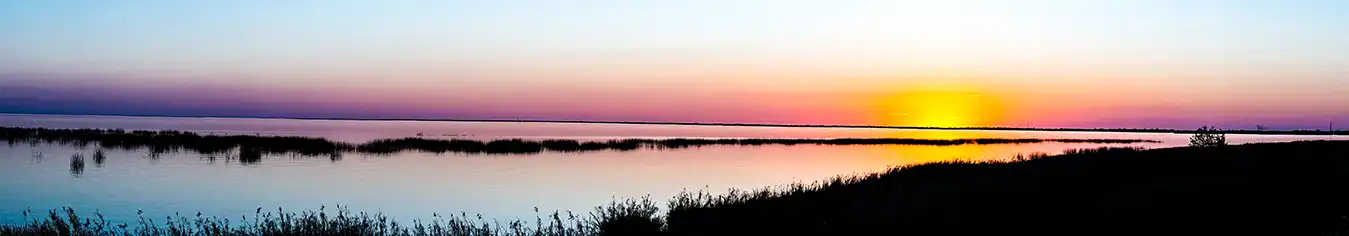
[663,141,1349,235]
[0,126,1154,159]
[0,205,604,236]
[5,141,1349,235]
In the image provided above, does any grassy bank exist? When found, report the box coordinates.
[661,141,1349,235]
[0,126,1155,159]
[5,141,1348,235]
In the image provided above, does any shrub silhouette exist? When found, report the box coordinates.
[591,197,664,236]
[1189,126,1227,147]
[91,149,106,167]
[68,153,85,177]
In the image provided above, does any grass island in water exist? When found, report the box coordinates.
[1,126,1156,162]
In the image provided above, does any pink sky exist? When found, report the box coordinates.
[2,72,1345,130]
[2,1,1348,130]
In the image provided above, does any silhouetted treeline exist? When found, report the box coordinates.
[1,126,1155,162]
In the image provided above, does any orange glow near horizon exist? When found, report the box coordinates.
[872,86,1008,128]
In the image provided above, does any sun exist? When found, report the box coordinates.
[873,87,1006,128]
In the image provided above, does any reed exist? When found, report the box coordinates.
[0,126,1157,161]
[0,200,670,236]
[92,149,107,167]
[69,153,85,176]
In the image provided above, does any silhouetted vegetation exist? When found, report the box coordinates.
[91,149,106,167]
[68,153,84,177]
[7,141,1349,235]
[590,197,664,236]
[0,205,599,236]
[0,126,1156,161]
[1190,126,1228,147]
[0,199,680,236]
[659,141,1349,235]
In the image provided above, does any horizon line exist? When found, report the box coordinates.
[0,111,1343,136]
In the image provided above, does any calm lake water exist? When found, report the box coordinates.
[1,113,1343,224]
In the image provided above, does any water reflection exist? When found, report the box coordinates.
[880,142,1153,164]
[884,145,992,164]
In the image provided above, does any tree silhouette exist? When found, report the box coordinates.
[1190,126,1228,147]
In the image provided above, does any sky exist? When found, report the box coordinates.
[1,0,1347,129]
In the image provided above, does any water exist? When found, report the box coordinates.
[0,113,1343,224]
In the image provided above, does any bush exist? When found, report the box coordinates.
[1189,126,1227,147]
[591,196,664,236]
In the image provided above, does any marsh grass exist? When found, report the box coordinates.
[0,202,663,236]
[92,149,106,167]
[69,153,85,176]
[589,197,663,236]
[0,127,1156,162]
[661,142,1349,235]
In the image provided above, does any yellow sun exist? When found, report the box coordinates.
[874,88,1005,128]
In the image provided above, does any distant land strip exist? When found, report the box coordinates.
[2,112,1345,135]
[0,127,1157,163]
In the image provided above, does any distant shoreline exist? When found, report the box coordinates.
[0,126,1158,161]
[1,112,1344,136]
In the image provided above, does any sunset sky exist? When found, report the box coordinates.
[2,0,1347,129]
